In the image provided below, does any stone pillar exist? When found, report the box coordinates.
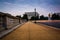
[2,16,7,30]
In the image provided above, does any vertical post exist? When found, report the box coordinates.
[34,8,36,23]
[48,13,52,20]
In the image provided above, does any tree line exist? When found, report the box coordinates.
[16,13,60,21]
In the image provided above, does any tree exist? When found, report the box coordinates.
[30,16,39,20]
[22,14,28,21]
[39,15,48,20]
[30,16,35,20]
[51,13,60,20]
[35,16,39,20]
[16,15,21,18]
[40,15,45,20]
[44,17,48,20]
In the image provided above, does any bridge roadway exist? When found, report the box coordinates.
[1,21,60,40]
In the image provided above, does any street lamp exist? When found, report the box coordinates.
[34,8,36,23]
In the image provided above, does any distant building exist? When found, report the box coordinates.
[0,12,20,31]
[25,12,39,19]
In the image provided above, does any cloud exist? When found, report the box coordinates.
[4,2,12,4]
[0,0,60,16]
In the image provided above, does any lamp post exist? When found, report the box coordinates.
[34,8,36,23]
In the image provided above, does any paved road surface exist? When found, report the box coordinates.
[1,22,60,40]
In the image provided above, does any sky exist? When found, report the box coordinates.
[0,0,60,16]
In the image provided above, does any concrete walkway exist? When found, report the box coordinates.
[1,22,60,40]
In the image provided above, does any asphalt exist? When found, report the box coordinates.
[1,21,60,40]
